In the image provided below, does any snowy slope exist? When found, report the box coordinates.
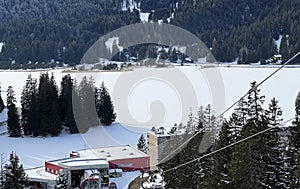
[0,123,146,168]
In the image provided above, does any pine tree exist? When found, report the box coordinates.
[294,152,300,188]
[37,73,51,136]
[48,101,61,136]
[77,76,98,131]
[185,110,194,134]
[55,170,70,189]
[137,135,147,153]
[291,92,300,187]
[6,86,21,137]
[3,152,28,189]
[96,82,116,126]
[6,86,16,107]
[59,74,78,133]
[264,98,291,188]
[212,120,233,188]
[28,94,40,137]
[230,98,248,141]
[197,106,205,132]
[228,82,268,188]
[0,85,4,113]
[21,74,37,136]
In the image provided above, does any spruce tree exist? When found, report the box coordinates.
[7,86,21,137]
[28,94,40,137]
[3,152,28,189]
[0,85,4,113]
[78,76,98,131]
[228,82,268,188]
[197,106,205,132]
[294,152,300,188]
[291,92,300,187]
[137,135,147,153]
[59,74,78,133]
[6,86,16,107]
[21,74,37,136]
[48,101,61,136]
[264,98,291,188]
[185,110,194,134]
[55,170,70,189]
[212,120,233,188]
[47,74,61,136]
[37,72,51,136]
[96,82,116,126]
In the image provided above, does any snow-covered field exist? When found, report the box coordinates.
[0,66,299,165]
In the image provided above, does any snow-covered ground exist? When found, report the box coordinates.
[0,123,145,168]
[0,66,299,187]
[0,66,299,128]
[0,66,300,164]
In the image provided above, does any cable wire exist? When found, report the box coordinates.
[157,50,300,166]
[163,117,295,173]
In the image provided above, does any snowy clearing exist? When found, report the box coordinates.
[0,123,146,168]
[0,66,300,166]
[0,66,299,129]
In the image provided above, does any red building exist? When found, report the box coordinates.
[72,145,150,171]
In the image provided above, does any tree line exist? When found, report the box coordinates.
[1,0,300,68]
[2,73,116,137]
[162,82,300,188]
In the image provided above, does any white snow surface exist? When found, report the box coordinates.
[0,123,145,168]
[0,42,4,52]
[109,171,140,189]
[0,66,300,171]
[274,35,283,54]
[0,66,299,127]
[140,12,150,22]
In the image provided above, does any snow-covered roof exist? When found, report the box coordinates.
[26,167,57,183]
[74,145,148,161]
[47,157,109,170]
[148,130,170,137]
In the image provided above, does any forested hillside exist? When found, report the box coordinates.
[0,0,141,68]
[171,0,300,63]
[0,0,300,68]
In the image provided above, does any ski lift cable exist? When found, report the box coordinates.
[163,117,295,173]
[157,50,300,166]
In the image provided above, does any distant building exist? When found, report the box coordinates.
[26,145,150,188]
[27,157,109,189]
[72,145,150,171]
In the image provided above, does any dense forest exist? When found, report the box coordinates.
[0,0,300,68]
[161,82,300,188]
